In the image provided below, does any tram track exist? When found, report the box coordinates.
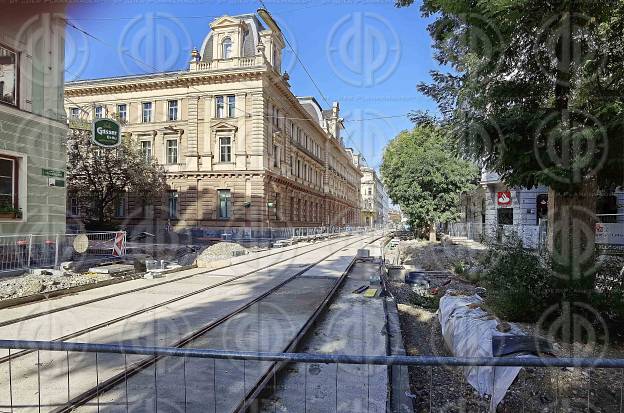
[46,233,379,413]
[0,235,369,367]
[0,234,357,329]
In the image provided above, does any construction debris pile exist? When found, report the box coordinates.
[0,271,112,301]
[196,242,249,262]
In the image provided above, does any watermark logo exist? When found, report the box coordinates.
[327,12,401,87]
[535,13,607,87]
[15,13,89,84]
[534,109,608,185]
[118,12,191,74]
[537,301,609,361]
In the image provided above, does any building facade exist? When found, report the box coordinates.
[360,167,390,227]
[0,6,68,235]
[64,13,361,231]
[348,153,389,227]
[460,171,624,227]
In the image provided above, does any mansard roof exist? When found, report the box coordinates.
[200,14,265,62]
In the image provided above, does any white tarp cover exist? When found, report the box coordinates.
[439,292,525,410]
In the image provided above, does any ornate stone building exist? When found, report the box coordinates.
[64,12,362,231]
[348,152,389,227]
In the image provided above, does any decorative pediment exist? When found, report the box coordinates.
[210,16,245,30]
[212,121,238,132]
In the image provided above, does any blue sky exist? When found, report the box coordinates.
[66,0,438,169]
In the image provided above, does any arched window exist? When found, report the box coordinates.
[222,37,232,59]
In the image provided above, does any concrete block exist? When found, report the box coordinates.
[356,249,370,258]
[89,264,135,275]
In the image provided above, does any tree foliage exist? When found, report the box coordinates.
[398,0,624,193]
[380,124,479,231]
[67,130,167,228]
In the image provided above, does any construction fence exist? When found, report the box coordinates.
[0,231,126,274]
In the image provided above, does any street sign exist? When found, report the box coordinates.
[92,118,122,148]
[42,168,65,178]
[48,178,65,187]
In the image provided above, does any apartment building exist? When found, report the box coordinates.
[360,167,390,227]
[64,12,362,230]
[348,152,389,227]
[0,5,68,234]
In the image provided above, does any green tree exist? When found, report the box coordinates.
[381,124,479,239]
[67,130,167,229]
[399,0,624,279]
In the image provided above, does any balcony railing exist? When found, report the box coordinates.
[189,56,263,72]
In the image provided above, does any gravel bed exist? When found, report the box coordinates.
[398,239,486,272]
[0,271,114,301]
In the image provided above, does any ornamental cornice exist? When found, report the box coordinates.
[65,71,264,98]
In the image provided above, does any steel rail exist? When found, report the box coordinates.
[2,339,623,369]
[37,235,376,412]
[0,234,352,327]
[0,235,369,366]
[236,242,360,412]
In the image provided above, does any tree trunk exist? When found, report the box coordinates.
[547,179,597,281]
[429,223,437,242]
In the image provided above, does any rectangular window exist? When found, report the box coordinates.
[168,191,178,218]
[290,156,294,175]
[215,96,224,118]
[167,100,178,121]
[94,106,103,119]
[143,201,154,219]
[166,139,178,164]
[0,156,17,208]
[70,198,80,217]
[219,136,232,162]
[227,95,236,117]
[141,140,152,162]
[290,122,295,138]
[142,102,152,123]
[290,196,295,221]
[497,208,514,226]
[275,193,281,221]
[218,189,232,219]
[114,194,126,218]
[0,44,18,107]
[273,145,280,168]
[117,104,127,122]
[70,108,80,119]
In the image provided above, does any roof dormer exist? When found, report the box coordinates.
[199,14,263,62]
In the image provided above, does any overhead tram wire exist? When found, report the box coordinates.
[68,5,324,21]
[62,17,258,120]
[256,1,371,156]
[62,16,405,152]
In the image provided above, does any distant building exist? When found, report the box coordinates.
[64,12,362,231]
[388,208,403,226]
[348,152,389,227]
[0,5,68,234]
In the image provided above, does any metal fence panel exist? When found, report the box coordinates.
[0,340,622,412]
[0,231,124,274]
